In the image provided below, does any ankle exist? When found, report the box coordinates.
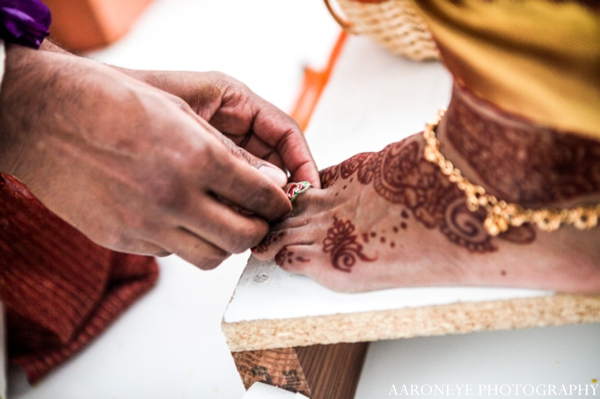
[436,84,600,209]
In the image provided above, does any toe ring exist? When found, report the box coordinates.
[285,181,312,202]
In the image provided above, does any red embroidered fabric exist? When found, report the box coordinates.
[0,172,159,382]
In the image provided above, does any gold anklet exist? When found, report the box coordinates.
[422,108,600,236]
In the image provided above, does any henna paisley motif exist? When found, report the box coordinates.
[340,153,372,179]
[412,170,448,228]
[274,246,310,267]
[438,196,496,253]
[322,217,376,272]
[373,140,421,204]
[357,153,377,185]
[274,246,288,267]
[319,164,340,189]
[252,231,285,254]
[497,224,536,244]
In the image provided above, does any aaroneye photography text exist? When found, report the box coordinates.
[389,384,599,396]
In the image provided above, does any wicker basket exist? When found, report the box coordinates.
[325,0,440,61]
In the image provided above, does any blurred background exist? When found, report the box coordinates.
[7,0,339,398]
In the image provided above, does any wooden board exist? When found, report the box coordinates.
[223,257,600,352]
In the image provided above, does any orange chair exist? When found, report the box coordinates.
[44,0,153,52]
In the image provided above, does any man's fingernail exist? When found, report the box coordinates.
[258,164,287,188]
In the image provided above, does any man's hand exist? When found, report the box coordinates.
[121,69,322,189]
[0,44,293,269]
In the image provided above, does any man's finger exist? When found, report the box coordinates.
[214,131,288,188]
[177,196,270,254]
[184,108,289,188]
[201,84,320,188]
[250,105,321,188]
[157,228,231,270]
[208,145,292,221]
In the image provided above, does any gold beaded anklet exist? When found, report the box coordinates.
[422,108,600,236]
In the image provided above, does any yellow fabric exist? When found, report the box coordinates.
[410,0,600,139]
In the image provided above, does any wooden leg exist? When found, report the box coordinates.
[296,342,369,399]
[231,342,369,399]
[231,347,312,396]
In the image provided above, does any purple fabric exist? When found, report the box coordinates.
[0,0,51,49]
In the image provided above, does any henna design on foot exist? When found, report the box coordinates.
[322,217,377,272]
[274,247,288,266]
[497,225,536,244]
[333,138,500,252]
[446,94,600,207]
[252,231,286,254]
[274,246,311,267]
[340,153,372,179]
[438,195,495,252]
[320,165,340,189]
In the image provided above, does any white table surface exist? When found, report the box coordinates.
[225,257,551,324]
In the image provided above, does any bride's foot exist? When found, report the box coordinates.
[252,86,600,293]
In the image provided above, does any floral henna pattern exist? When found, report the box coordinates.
[319,114,546,254]
[274,246,310,267]
[356,153,377,185]
[322,217,376,272]
[340,153,373,179]
[372,141,422,204]
[320,153,376,188]
[274,247,288,266]
[252,231,286,254]
[327,137,508,253]
[320,164,340,189]
[446,98,600,207]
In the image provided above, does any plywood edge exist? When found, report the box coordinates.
[222,294,600,352]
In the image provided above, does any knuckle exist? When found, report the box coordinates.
[196,258,219,270]
[101,231,133,252]
[205,70,227,81]
[168,94,190,111]
[125,210,161,233]
[179,242,230,270]
[136,167,193,214]
[188,140,217,171]
[231,223,269,254]
[207,71,242,88]
[228,239,253,255]
[148,182,187,213]
[195,252,230,270]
